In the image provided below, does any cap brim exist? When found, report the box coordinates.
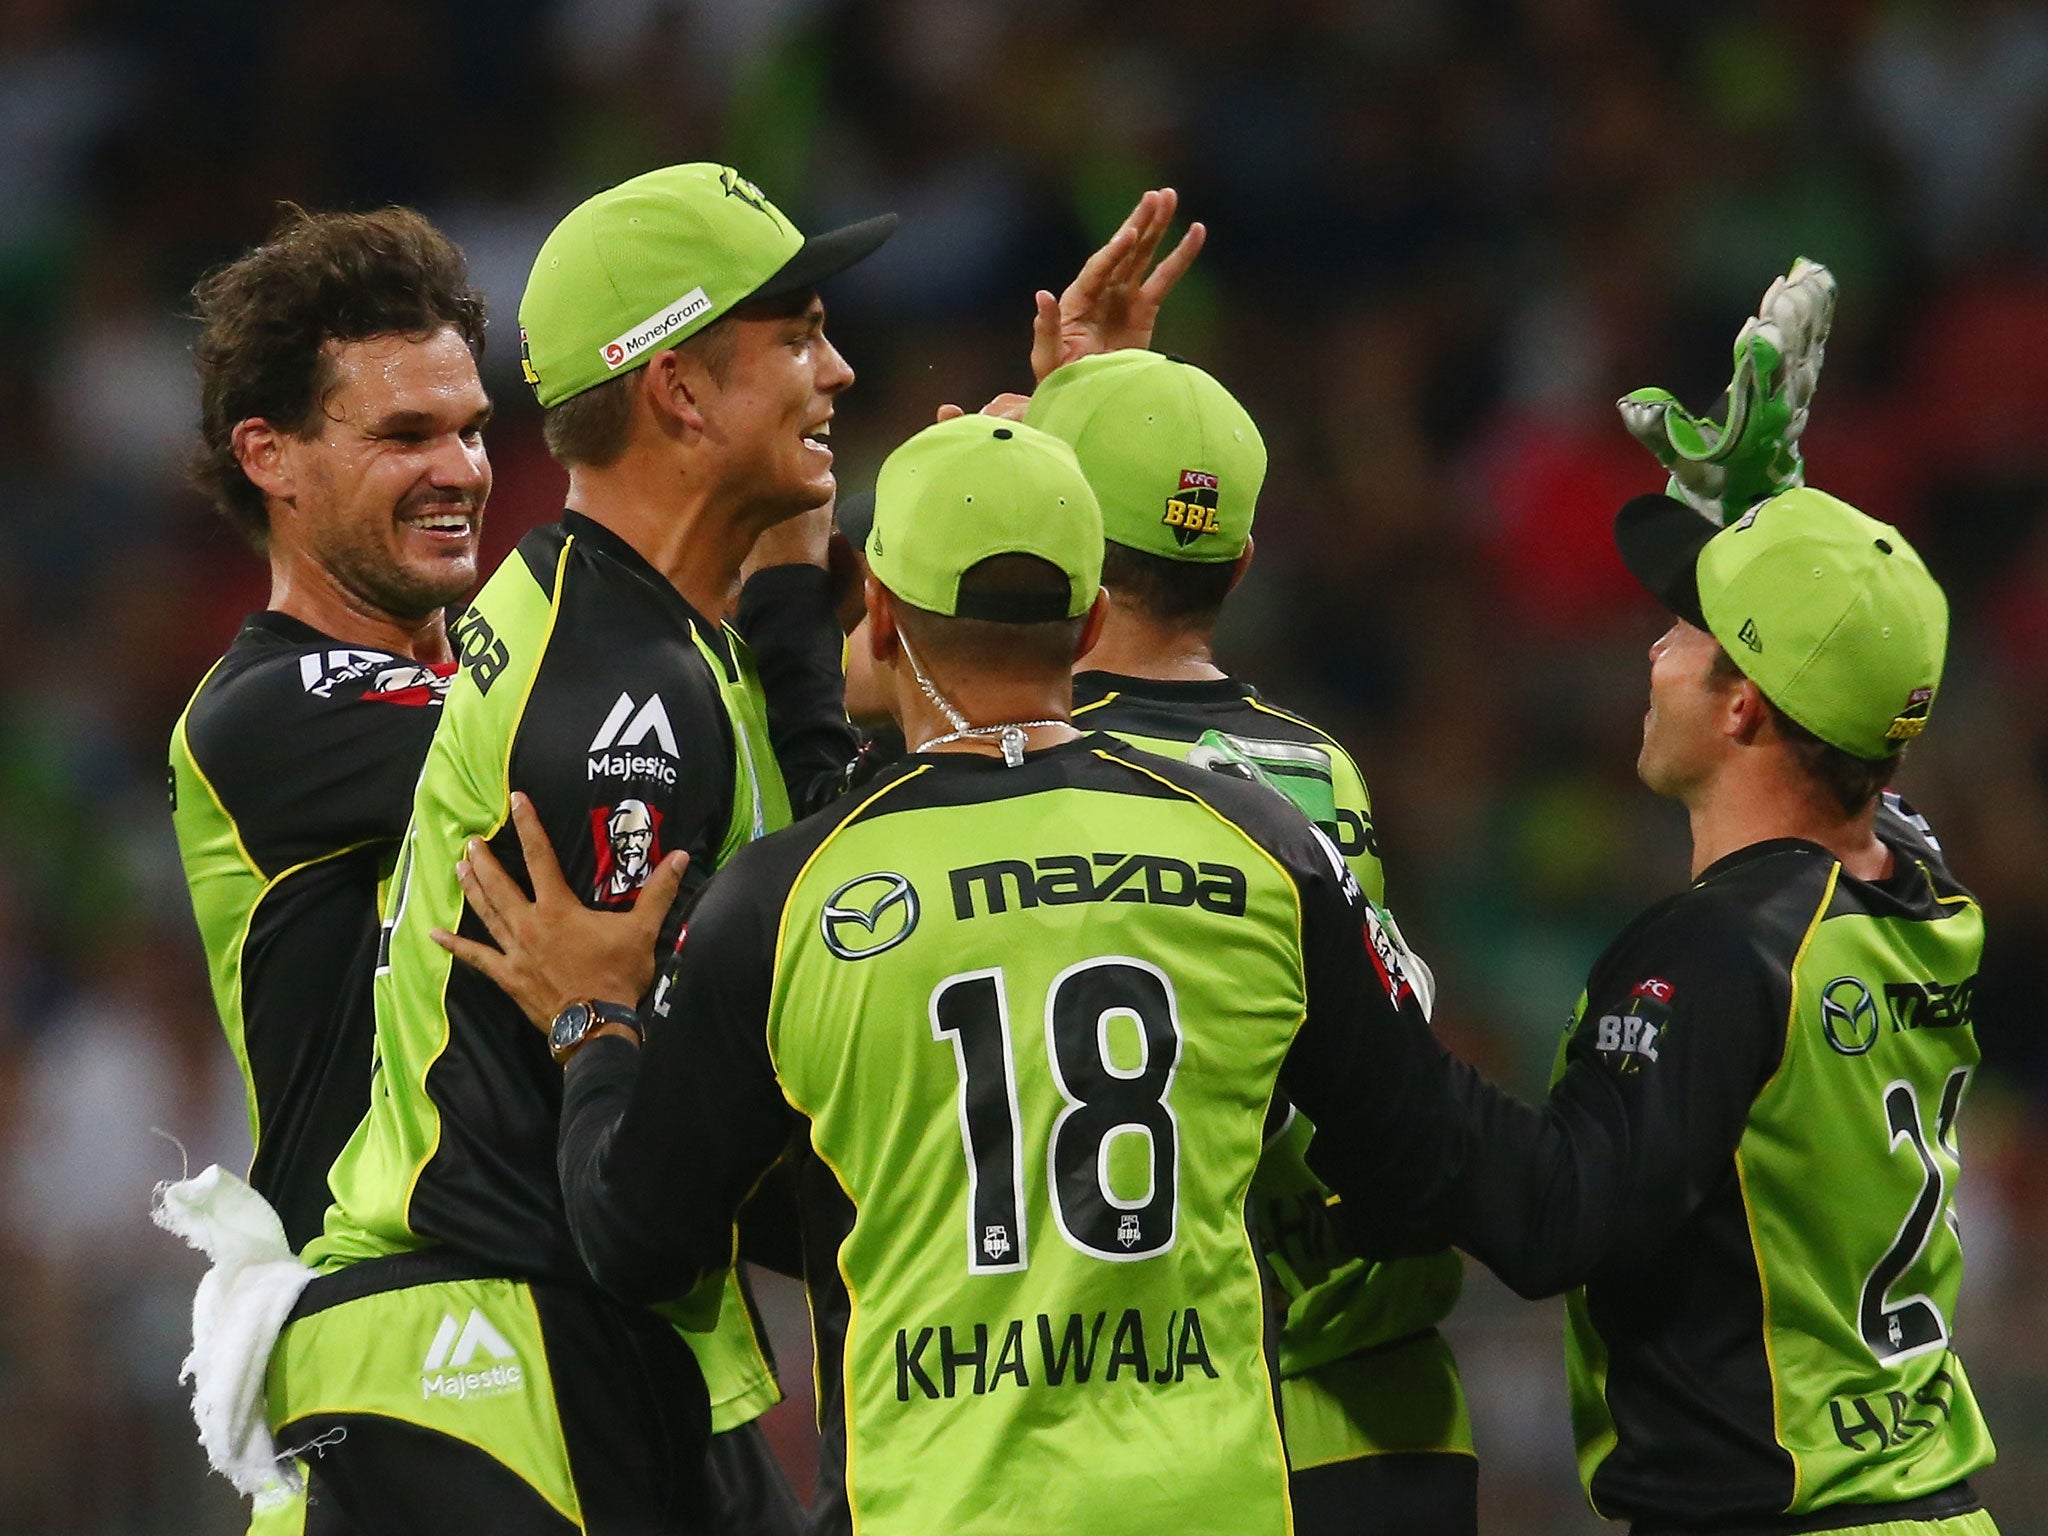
[750,213,899,304]
[1614,493,1714,628]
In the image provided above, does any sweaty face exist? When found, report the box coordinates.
[695,295,853,522]
[1637,619,1736,800]
[282,327,492,620]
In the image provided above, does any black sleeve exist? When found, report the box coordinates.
[558,849,802,1306]
[191,652,448,870]
[1431,907,1781,1298]
[734,565,858,817]
[1271,839,1473,1252]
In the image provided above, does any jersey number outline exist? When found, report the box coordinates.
[1858,1068,1969,1364]
[931,958,1182,1273]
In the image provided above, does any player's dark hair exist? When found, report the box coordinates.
[1710,648,1901,815]
[191,205,487,548]
[892,555,1087,677]
[541,289,812,470]
[1100,539,1239,628]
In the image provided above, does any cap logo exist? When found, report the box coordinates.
[1162,470,1223,546]
[518,326,539,387]
[602,287,713,371]
[718,167,784,229]
[1738,618,1763,652]
[1887,685,1935,742]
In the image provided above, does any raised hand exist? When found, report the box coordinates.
[1618,258,1837,526]
[1030,188,1206,383]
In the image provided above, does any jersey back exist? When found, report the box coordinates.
[1565,799,1995,1518]
[1073,672,1464,1396]
[766,743,1311,1533]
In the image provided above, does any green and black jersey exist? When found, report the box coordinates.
[170,613,454,1251]
[556,735,1466,1535]
[309,512,854,1428]
[1441,796,1994,1527]
[1075,669,1467,1460]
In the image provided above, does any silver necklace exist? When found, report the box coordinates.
[899,630,1068,768]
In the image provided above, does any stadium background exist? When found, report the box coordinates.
[0,0,2042,1530]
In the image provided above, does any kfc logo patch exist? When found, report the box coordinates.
[591,799,663,906]
[1161,470,1223,547]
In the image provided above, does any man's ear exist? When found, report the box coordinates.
[1727,677,1772,747]
[643,348,709,438]
[866,576,900,662]
[231,418,295,503]
[1074,588,1112,664]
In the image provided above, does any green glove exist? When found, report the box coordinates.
[1618,257,1837,526]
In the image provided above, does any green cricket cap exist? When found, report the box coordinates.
[867,415,1103,622]
[1024,350,1266,562]
[517,163,896,407]
[1616,486,1948,759]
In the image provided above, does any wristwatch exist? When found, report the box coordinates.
[548,999,644,1066]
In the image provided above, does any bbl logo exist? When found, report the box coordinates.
[1887,685,1935,742]
[1161,470,1223,547]
[820,872,920,960]
[1819,974,1881,1055]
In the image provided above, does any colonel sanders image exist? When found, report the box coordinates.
[596,799,656,903]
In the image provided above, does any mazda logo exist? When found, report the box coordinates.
[820,872,920,961]
[1819,975,1880,1055]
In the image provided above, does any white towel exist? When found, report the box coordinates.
[150,1165,317,1505]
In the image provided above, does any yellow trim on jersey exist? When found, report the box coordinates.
[1071,690,1120,717]
[173,669,263,882]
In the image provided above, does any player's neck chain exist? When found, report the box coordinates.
[898,629,1067,767]
[916,719,1069,767]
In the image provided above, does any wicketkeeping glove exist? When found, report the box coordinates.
[1618,257,1837,526]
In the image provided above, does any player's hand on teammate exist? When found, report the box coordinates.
[431,792,686,1031]
[1617,257,1836,526]
[1030,187,1205,382]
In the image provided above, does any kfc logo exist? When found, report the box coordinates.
[591,799,663,905]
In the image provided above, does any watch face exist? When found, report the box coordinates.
[550,1002,593,1057]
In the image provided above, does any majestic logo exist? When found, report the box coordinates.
[1819,974,1881,1055]
[1738,617,1764,653]
[592,799,663,905]
[601,287,713,370]
[1161,470,1223,547]
[420,1310,523,1402]
[589,692,680,784]
[299,648,397,698]
[949,854,1247,921]
[1887,685,1935,742]
[820,872,921,960]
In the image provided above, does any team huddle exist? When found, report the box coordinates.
[161,163,1999,1536]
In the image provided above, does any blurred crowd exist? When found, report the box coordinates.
[0,0,2042,1530]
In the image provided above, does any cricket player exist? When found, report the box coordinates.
[168,205,491,1536]
[438,413,1473,1534]
[1413,481,2000,1533]
[263,164,888,1533]
[1024,349,1474,1533]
